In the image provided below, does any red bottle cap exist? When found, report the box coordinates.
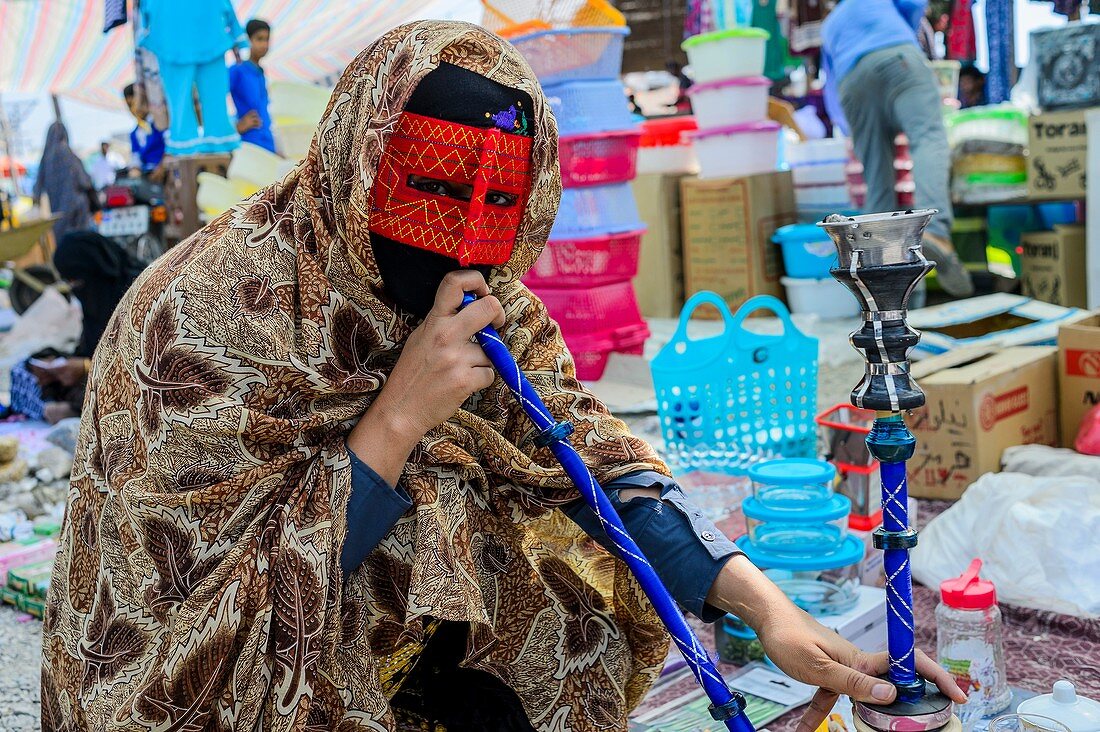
[940,558,997,610]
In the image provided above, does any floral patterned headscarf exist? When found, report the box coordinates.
[43,20,669,732]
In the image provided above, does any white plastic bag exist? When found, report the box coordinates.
[912,469,1100,618]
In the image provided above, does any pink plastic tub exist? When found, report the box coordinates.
[689,120,780,179]
[524,228,644,288]
[559,129,642,187]
[566,321,650,381]
[533,280,645,337]
[687,76,771,129]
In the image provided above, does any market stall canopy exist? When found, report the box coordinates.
[0,0,482,108]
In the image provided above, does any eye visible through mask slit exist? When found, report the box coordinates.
[368,62,537,318]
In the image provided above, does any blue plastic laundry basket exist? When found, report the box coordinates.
[543,79,636,136]
[550,182,644,239]
[510,27,629,85]
[651,293,819,474]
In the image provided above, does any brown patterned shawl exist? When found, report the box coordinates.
[42,20,670,732]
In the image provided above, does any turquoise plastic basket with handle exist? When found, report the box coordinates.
[651,292,819,474]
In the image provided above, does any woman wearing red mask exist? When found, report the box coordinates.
[42,21,961,732]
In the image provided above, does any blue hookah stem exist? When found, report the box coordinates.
[462,294,754,732]
[869,413,921,698]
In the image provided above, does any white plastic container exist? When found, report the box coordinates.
[786,137,849,166]
[275,123,317,161]
[687,76,771,129]
[795,183,852,207]
[636,145,699,174]
[681,28,770,84]
[781,276,860,319]
[228,142,296,188]
[791,161,848,186]
[1018,681,1100,732]
[690,120,780,179]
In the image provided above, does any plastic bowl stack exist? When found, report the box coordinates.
[772,223,858,319]
[504,4,648,381]
[786,138,856,222]
[735,458,864,616]
[680,28,777,179]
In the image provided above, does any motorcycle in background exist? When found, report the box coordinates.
[96,177,167,264]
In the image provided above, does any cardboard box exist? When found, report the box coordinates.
[1057,312,1100,446]
[632,174,686,319]
[680,171,794,317]
[1026,108,1092,201]
[909,293,1083,357]
[907,346,1059,499]
[1020,224,1088,308]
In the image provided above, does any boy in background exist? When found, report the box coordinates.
[229,19,276,153]
[123,83,167,183]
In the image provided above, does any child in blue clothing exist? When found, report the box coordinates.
[123,83,167,183]
[229,18,276,153]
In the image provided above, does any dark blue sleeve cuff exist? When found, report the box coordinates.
[341,445,412,575]
[562,471,740,623]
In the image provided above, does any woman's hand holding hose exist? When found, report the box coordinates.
[346,270,504,486]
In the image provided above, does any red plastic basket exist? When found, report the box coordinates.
[566,321,650,381]
[524,228,644,288]
[558,129,642,187]
[639,116,698,147]
[532,280,644,337]
[816,403,876,467]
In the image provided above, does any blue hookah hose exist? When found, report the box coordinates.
[461,293,754,731]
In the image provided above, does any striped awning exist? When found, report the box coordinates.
[0,0,483,108]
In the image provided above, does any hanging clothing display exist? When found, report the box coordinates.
[753,0,798,81]
[947,0,977,61]
[984,0,1013,103]
[138,0,246,156]
[103,0,127,33]
[684,0,716,37]
[790,0,824,55]
[132,0,170,133]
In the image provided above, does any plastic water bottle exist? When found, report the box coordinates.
[936,558,1011,716]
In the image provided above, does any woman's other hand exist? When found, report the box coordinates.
[345,270,504,486]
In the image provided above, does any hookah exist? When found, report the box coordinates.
[460,293,756,732]
[819,210,961,732]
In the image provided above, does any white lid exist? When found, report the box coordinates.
[1017,680,1100,732]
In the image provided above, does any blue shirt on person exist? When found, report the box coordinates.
[821,0,927,134]
[229,61,276,153]
[130,118,166,173]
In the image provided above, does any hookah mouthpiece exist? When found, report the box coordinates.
[819,210,936,412]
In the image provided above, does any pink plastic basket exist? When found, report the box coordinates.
[524,228,644,287]
[566,321,650,381]
[559,129,642,187]
[533,280,644,337]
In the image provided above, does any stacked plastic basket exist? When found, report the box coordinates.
[680,27,778,179]
[493,0,649,381]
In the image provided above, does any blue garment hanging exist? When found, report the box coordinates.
[985,0,1013,103]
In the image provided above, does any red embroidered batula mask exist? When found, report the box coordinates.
[369,112,534,267]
